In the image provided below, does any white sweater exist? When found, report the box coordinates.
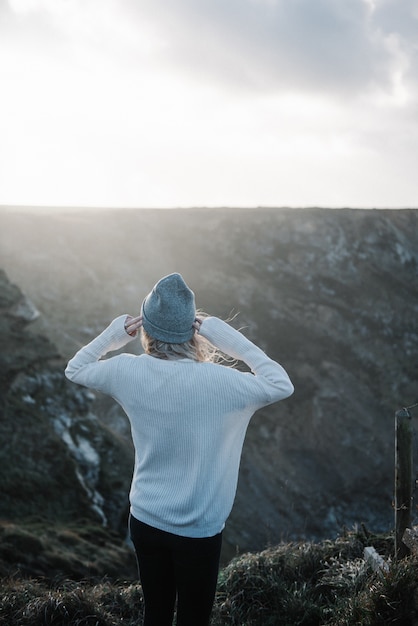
[65,316,294,538]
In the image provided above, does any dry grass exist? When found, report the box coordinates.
[0,578,143,626]
[2,529,418,625]
[0,520,137,582]
[211,529,418,626]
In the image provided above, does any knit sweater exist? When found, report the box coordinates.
[65,316,294,538]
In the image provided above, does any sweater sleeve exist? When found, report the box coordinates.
[198,317,294,403]
[64,315,137,392]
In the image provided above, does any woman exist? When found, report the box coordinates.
[65,272,294,626]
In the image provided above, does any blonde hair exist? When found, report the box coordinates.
[141,330,220,362]
[140,312,220,362]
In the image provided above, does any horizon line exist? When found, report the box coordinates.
[1,204,417,212]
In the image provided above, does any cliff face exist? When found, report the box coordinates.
[0,269,137,579]
[0,207,417,566]
[217,209,418,554]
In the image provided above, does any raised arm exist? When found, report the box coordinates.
[197,316,294,402]
[65,314,139,389]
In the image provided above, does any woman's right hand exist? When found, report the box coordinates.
[124,315,143,337]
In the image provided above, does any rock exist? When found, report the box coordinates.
[364,546,389,573]
[402,527,418,554]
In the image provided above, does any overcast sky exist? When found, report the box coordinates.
[0,0,417,208]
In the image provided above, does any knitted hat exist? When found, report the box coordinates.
[141,273,196,343]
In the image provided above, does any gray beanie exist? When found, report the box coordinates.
[141,273,196,343]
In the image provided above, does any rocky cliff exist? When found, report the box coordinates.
[0,268,137,579]
[0,206,417,568]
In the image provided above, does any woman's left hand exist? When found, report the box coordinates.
[124,315,143,336]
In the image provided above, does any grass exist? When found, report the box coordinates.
[0,578,144,626]
[210,529,418,625]
[1,528,418,625]
[0,520,137,582]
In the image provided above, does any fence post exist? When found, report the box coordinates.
[394,408,413,560]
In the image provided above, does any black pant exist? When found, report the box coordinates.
[129,515,222,626]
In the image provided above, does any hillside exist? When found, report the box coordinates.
[1,206,417,563]
[0,268,137,580]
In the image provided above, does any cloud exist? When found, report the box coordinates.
[1,0,417,208]
[372,0,418,96]
[104,0,372,92]
[119,0,417,101]
[3,0,417,100]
